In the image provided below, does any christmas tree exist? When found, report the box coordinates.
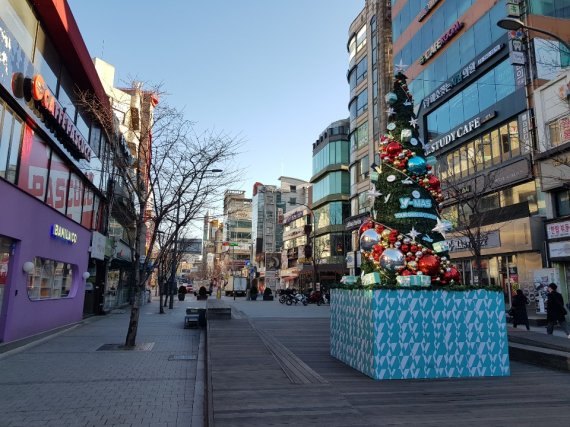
[359,72,460,287]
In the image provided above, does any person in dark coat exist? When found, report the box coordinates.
[511,289,530,330]
[546,283,570,337]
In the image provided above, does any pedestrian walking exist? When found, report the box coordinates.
[511,289,530,330]
[546,283,570,338]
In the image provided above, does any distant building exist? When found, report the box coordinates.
[223,190,252,276]
[310,119,351,286]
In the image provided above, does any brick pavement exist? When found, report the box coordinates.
[0,297,204,427]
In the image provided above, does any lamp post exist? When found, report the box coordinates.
[497,17,570,51]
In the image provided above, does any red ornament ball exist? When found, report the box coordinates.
[444,267,461,282]
[401,270,412,276]
[428,175,441,189]
[418,255,440,276]
[386,142,403,156]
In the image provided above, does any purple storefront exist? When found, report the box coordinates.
[0,0,108,343]
[0,182,91,342]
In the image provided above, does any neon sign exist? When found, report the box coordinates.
[12,73,92,161]
[51,224,78,244]
[419,21,464,65]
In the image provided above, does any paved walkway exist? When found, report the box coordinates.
[0,297,204,427]
[208,297,570,427]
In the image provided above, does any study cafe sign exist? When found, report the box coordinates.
[11,73,92,161]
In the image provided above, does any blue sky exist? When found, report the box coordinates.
[68,0,365,199]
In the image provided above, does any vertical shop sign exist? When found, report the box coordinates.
[518,111,530,149]
[508,30,526,65]
[514,65,526,88]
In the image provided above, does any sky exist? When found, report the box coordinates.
[67,0,365,200]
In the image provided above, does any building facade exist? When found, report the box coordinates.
[310,119,351,286]
[222,190,252,277]
[391,0,570,308]
[345,0,393,274]
[251,183,285,291]
[0,0,111,342]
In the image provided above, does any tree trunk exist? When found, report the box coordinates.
[125,283,142,347]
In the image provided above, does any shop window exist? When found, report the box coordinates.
[479,193,500,212]
[46,151,70,215]
[0,104,23,184]
[18,126,50,201]
[82,187,96,229]
[491,130,501,165]
[27,257,74,300]
[57,71,77,123]
[67,173,84,223]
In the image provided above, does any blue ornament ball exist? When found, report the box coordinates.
[385,92,398,105]
[407,156,427,174]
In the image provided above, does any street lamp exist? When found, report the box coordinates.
[497,17,570,51]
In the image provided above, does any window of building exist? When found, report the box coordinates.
[358,155,369,182]
[289,197,296,206]
[350,122,369,152]
[356,56,367,86]
[356,25,367,53]
[1,0,37,59]
[67,173,84,223]
[348,35,356,63]
[555,188,570,216]
[18,126,50,201]
[33,25,61,94]
[27,257,74,300]
[0,103,23,184]
[46,151,70,215]
[290,185,296,192]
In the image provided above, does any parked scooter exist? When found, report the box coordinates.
[285,291,308,306]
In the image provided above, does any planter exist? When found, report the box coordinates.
[330,288,510,380]
[196,295,208,300]
[250,294,258,301]
[263,295,274,301]
[177,294,186,301]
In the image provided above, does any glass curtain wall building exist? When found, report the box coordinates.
[392,0,570,308]
[310,119,351,286]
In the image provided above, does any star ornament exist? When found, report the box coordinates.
[386,107,395,117]
[394,58,408,74]
[432,217,452,238]
[407,226,420,241]
[409,117,418,128]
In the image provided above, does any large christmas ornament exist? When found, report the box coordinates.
[418,255,440,276]
[444,267,461,282]
[379,248,405,271]
[386,142,403,156]
[360,229,380,252]
[385,92,398,104]
[407,155,427,175]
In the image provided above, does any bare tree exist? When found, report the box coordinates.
[440,151,509,286]
[77,83,242,347]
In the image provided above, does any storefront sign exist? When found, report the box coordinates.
[426,117,482,154]
[446,231,501,253]
[518,111,530,148]
[90,231,106,260]
[51,224,78,244]
[417,0,441,22]
[423,44,504,109]
[283,209,307,225]
[419,21,464,65]
[549,241,570,259]
[546,220,570,239]
[514,65,526,88]
[508,31,526,65]
[12,74,92,161]
[344,213,371,230]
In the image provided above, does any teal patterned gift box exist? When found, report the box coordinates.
[330,289,510,380]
